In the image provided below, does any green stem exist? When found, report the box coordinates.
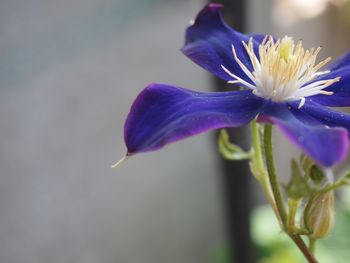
[320,180,348,193]
[263,124,287,225]
[251,120,265,172]
[287,198,301,232]
[250,121,279,219]
[290,235,318,263]
[262,124,318,263]
[309,238,317,256]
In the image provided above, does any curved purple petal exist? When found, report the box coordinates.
[181,4,259,84]
[326,50,350,71]
[261,102,348,167]
[124,83,264,155]
[288,100,350,137]
[310,52,350,106]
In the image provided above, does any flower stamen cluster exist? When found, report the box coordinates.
[222,36,340,108]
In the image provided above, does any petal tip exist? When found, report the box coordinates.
[195,3,224,22]
[206,3,224,10]
[187,3,224,30]
[111,154,131,169]
[335,128,349,165]
[308,127,349,168]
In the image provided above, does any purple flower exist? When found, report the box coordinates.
[122,3,350,167]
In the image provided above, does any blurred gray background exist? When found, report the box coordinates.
[1,0,349,262]
[0,1,225,262]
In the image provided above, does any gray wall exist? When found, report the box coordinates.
[0,1,226,262]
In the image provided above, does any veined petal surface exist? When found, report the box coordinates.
[181,4,258,84]
[261,103,348,167]
[124,84,264,154]
[289,100,350,136]
[326,50,350,71]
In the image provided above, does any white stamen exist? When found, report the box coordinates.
[319,91,334,95]
[298,97,306,109]
[312,70,330,77]
[227,80,240,84]
[221,36,340,106]
[220,65,256,90]
[231,45,256,82]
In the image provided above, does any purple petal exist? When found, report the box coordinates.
[262,103,348,167]
[310,51,350,106]
[326,50,350,71]
[181,4,259,84]
[124,83,264,155]
[289,100,350,137]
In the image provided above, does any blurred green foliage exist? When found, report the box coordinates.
[213,187,350,263]
[252,188,350,263]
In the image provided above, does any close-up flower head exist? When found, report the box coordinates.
[122,3,350,168]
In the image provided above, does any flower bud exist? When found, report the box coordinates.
[303,191,335,239]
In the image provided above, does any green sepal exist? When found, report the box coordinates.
[218,129,252,160]
[300,154,325,185]
[300,154,314,176]
[309,165,325,185]
[284,159,310,199]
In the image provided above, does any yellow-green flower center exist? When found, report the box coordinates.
[221,36,340,108]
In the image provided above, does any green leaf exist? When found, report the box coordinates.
[218,129,252,160]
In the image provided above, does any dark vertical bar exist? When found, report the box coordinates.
[209,1,256,263]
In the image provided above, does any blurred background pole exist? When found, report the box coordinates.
[208,1,256,262]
